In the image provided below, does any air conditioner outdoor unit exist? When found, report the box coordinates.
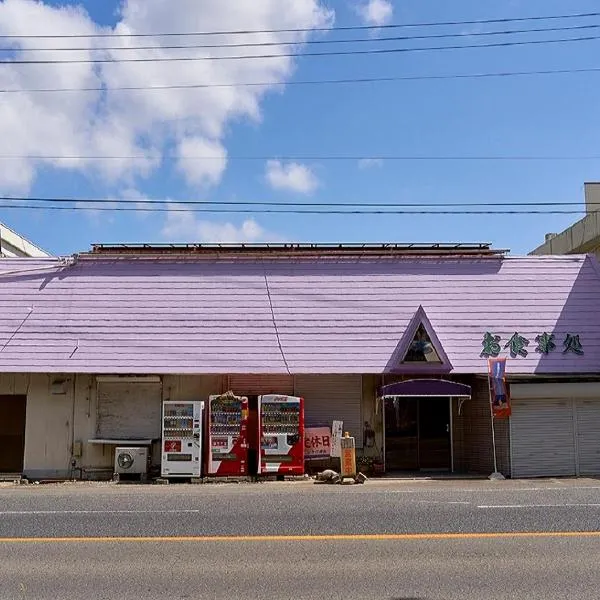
[114,447,148,476]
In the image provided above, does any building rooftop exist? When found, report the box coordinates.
[0,253,597,376]
[0,222,50,258]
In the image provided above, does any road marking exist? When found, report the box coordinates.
[478,504,600,509]
[0,510,205,515]
[0,532,599,544]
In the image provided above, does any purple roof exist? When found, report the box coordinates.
[0,254,599,375]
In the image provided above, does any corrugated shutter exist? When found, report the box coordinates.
[576,399,600,476]
[511,398,576,478]
[294,374,363,448]
[96,380,162,439]
[228,375,294,397]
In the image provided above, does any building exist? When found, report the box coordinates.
[531,182,600,258]
[1,243,600,480]
[0,221,50,258]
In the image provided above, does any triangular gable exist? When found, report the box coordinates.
[386,306,452,373]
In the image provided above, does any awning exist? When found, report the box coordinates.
[378,378,472,398]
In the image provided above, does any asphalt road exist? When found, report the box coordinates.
[1,478,600,599]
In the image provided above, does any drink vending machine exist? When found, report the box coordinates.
[258,394,305,475]
[207,392,249,476]
[161,401,203,478]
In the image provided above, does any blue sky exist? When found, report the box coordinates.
[1,0,600,255]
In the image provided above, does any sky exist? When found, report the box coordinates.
[1,0,600,256]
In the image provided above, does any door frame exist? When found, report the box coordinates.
[382,395,454,473]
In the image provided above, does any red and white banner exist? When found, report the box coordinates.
[304,427,332,460]
[488,357,511,419]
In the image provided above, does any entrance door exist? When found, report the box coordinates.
[418,397,451,471]
[384,396,450,472]
[0,395,27,473]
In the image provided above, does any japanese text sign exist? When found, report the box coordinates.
[304,427,332,460]
[330,420,343,458]
[488,357,511,419]
[482,331,584,358]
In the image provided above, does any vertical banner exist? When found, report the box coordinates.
[330,420,343,458]
[488,357,511,418]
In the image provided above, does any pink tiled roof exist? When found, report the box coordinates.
[0,254,598,375]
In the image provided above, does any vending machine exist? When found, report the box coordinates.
[258,394,305,476]
[161,401,203,478]
[207,392,249,476]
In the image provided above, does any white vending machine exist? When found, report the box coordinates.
[161,401,203,478]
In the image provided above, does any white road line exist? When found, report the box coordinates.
[0,509,205,515]
[478,504,600,509]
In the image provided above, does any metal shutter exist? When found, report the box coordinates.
[228,375,294,397]
[576,399,600,476]
[294,374,363,448]
[96,380,162,439]
[510,398,576,478]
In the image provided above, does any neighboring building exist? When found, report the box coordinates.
[0,221,50,258]
[531,182,600,258]
[1,243,600,480]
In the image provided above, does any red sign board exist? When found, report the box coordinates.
[164,440,181,452]
[304,427,332,459]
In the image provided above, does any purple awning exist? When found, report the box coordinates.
[378,378,471,398]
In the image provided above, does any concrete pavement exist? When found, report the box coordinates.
[1,479,599,599]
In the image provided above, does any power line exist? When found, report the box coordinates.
[3,66,600,94]
[1,154,600,161]
[5,23,600,52]
[0,204,589,215]
[3,34,600,65]
[0,196,590,207]
[2,11,599,39]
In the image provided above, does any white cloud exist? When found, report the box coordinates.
[161,205,284,243]
[358,158,384,169]
[265,160,319,194]
[0,0,334,193]
[176,137,227,188]
[355,0,393,26]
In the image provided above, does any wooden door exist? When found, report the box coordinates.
[0,395,27,473]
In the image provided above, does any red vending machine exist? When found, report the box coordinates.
[258,394,304,476]
[207,392,249,476]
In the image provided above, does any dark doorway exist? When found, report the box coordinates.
[384,396,450,472]
[0,395,27,473]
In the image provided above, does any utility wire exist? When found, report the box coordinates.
[4,23,600,52]
[1,154,600,161]
[3,34,600,64]
[0,204,590,215]
[3,66,600,94]
[2,10,599,38]
[0,196,591,207]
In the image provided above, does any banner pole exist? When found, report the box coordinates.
[489,383,499,474]
[487,371,505,481]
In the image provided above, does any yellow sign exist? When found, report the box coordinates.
[340,434,356,478]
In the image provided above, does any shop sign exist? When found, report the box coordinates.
[304,427,332,460]
[481,331,584,358]
[330,420,343,458]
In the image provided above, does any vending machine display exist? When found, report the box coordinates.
[258,394,304,475]
[161,401,203,478]
[207,392,248,476]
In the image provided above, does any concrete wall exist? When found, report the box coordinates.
[531,183,600,257]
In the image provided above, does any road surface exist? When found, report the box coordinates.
[1,478,599,599]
